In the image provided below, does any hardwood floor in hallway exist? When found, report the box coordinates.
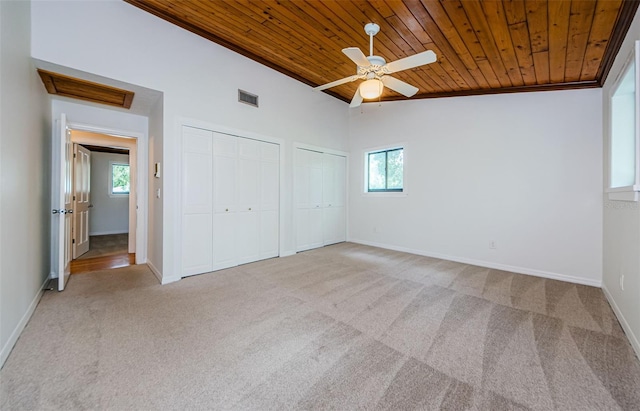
[71,253,135,274]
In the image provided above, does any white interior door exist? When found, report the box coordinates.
[182,127,214,275]
[56,114,73,291]
[295,148,347,252]
[73,144,91,258]
[237,139,260,264]
[259,142,279,259]
[323,153,347,245]
[213,132,238,270]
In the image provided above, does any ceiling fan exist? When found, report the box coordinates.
[314,23,437,108]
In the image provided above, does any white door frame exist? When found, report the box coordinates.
[50,120,148,280]
[70,131,140,256]
[69,122,148,264]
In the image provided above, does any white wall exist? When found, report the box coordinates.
[31,0,349,283]
[88,152,129,235]
[349,89,603,286]
[0,1,51,368]
[602,8,640,357]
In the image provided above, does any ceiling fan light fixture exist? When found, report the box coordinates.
[360,78,384,99]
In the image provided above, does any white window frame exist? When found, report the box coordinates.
[362,143,407,197]
[108,160,130,198]
[607,40,640,201]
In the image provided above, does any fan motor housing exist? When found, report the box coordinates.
[367,55,386,66]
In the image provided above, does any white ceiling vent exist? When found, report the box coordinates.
[238,89,259,107]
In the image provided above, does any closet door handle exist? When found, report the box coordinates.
[225,208,229,212]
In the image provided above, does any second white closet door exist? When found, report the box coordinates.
[213,133,238,270]
[260,143,280,259]
[237,138,260,265]
[295,148,346,252]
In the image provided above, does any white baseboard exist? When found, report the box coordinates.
[161,275,181,285]
[89,230,128,236]
[0,277,49,369]
[280,250,296,258]
[348,239,602,287]
[146,260,163,283]
[601,285,640,359]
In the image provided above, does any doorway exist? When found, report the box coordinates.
[68,130,139,274]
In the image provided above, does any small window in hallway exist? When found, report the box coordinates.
[111,163,130,195]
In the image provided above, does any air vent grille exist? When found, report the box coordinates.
[238,89,259,107]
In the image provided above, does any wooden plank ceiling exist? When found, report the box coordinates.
[126,0,639,103]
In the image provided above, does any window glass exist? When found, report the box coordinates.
[111,163,130,195]
[387,149,403,190]
[368,151,386,190]
[367,148,403,192]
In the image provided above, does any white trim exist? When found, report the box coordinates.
[607,41,640,194]
[88,230,129,236]
[0,277,49,368]
[67,121,148,265]
[602,285,640,359]
[361,142,408,196]
[607,191,639,201]
[349,238,602,287]
[146,261,163,284]
[293,141,349,157]
[606,185,640,192]
[178,117,284,146]
[279,250,296,258]
[605,185,640,201]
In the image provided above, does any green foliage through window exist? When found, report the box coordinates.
[112,163,130,194]
[367,148,403,192]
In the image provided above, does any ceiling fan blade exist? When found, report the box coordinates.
[349,85,364,108]
[342,47,371,67]
[384,50,437,73]
[381,76,419,97]
[314,75,358,91]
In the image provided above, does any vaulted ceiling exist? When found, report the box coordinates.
[126,0,639,103]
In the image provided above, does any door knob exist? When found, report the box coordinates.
[88,204,94,208]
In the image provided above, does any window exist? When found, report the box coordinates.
[367,147,403,192]
[608,40,640,200]
[110,162,130,195]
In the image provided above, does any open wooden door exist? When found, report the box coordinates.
[54,113,73,291]
[73,144,91,258]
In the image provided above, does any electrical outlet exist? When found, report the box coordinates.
[489,240,497,249]
[620,274,625,291]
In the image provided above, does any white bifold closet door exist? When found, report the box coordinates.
[295,148,346,252]
[322,152,346,246]
[182,126,279,276]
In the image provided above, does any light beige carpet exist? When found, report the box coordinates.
[2,243,639,410]
[77,234,128,260]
